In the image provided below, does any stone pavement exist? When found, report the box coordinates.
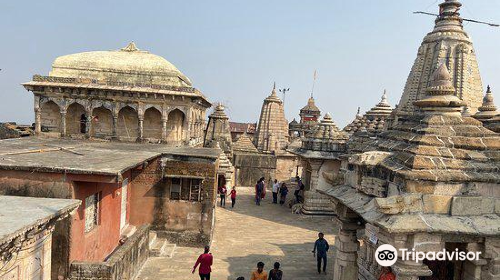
[137,187,337,280]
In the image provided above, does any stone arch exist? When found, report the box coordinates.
[66,103,86,135]
[166,107,187,117]
[65,99,87,112]
[143,107,162,139]
[166,109,185,144]
[91,100,113,112]
[40,101,61,133]
[117,106,139,141]
[91,106,113,138]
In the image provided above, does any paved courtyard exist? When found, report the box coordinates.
[137,187,337,280]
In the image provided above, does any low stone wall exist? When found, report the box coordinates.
[70,225,150,280]
[156,230,210,247]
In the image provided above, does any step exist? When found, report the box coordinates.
[149,231,158,248]
[150,238,176,258]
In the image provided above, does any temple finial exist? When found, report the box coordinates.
[121,41,139,52]
[271,82,277,96]
[487,85,491,93]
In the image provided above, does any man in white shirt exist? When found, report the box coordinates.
[272,179,280,204]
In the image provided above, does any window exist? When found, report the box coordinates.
[189,179,202,202]
[84,192,100,233]
[169,178,202,201]
[170,178,181,200]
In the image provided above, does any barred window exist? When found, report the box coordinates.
[84,193,100,233]
[169,178,202,201]
[189,179,202,202]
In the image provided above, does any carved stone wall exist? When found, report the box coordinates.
[0,221,56,280]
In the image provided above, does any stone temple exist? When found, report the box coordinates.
[23,42,210,146]
[322,63,500,280]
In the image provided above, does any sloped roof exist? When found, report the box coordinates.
[232,134,259,153]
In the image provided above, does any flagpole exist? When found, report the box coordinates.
[311,70,317,98]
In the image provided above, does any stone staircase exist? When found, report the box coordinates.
[149,231,176,258]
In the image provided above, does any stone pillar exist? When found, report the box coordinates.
[112,116,118,139]
[161,118,168,142]
[60,110,67,137]
[85,111,92,138]
[35,108,42,135]
[138,117,144,141]
[184,109,191,144]
[332,205,362,280]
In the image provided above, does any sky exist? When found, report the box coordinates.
[1,0,499,128]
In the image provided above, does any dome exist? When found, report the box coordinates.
[49,42,192,87]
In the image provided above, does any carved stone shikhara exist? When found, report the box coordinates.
[396,0,484,116]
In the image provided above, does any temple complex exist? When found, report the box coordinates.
[253,84,289,154]
[289,113,348,215]
[23,42,210,146]
[396,0,484,116]
[1,0,499,279]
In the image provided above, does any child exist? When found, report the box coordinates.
[251,262,267,280]
[268,262,283,280]
[230,187,237,208]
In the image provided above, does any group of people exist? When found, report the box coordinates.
[192,233,330,279]
[255,178,290,206]
[256,176,306,207]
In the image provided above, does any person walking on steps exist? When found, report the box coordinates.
[230,187,237,208]
[312,232,329,274]
[192,246,213,280]
[272,179,279,204]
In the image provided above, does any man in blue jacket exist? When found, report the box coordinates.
[312,232,330,274]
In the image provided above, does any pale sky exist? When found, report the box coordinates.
[1,0,499,127]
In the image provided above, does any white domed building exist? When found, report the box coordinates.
[23,42,211,146]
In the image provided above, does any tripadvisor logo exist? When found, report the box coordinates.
[375,244,481,267]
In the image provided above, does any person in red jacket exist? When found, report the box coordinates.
[192,246,213,280]
[379,267,396,280]
[229,187,237,208]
